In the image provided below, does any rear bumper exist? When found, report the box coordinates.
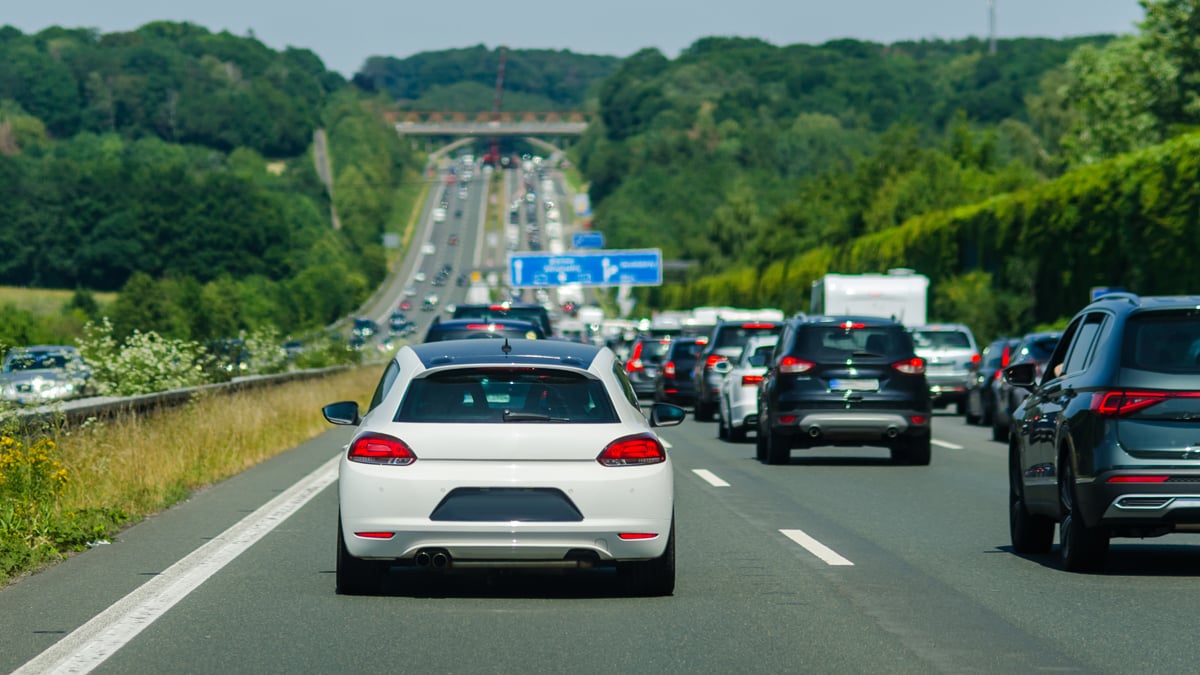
[1081,469,1200,532]
[772,410,930,444]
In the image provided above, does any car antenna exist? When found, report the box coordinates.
[501,338,512,356]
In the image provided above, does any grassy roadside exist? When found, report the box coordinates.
[0,365,382,586]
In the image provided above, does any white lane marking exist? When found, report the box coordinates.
[16,454,341,675]
[692,469,730,487]
[931,439,963,450]
[780,529,855,566]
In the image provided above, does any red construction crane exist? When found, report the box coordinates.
[483,46,507,167]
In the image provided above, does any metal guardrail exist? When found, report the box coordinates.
[6,366,351,432]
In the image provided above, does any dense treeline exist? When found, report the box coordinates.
[0,22,415,344]
[353,45,620,111]
[630,0,1200,341]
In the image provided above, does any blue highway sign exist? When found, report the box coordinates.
[572,232,605,249]
[509,249,662,288]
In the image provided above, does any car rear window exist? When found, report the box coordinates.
[1122,311,1200,373]
[669,341,704,361]
[795,325,912,359]
[712,324,780,349]
[395,368,618,422]
[452,306,552,335]
[912,330,971,349]
[1016,336,1059,362]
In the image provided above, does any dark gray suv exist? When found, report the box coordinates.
[756,316,932,465]
[1007,293,1200,572]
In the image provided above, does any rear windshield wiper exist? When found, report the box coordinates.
[502,410,570,422]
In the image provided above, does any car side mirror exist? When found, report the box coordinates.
[649,403,686,427]
[712,360,733,374]
[322,400,361,426]
[1003,363,1038,391]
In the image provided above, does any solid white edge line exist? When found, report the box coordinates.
[780,529,854,566]
[15,454,341,675]
[691,469,730,487]
[931,439,963,450]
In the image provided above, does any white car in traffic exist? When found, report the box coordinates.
[322,339,686,595]
[718,335,778,442]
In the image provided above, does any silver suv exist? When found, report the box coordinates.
[911,324,979,415]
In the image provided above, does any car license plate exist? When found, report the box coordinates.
[829,378,879,391]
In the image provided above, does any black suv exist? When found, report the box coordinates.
[452,303,553,337]
[1006,293,1200,572]
[692,320,783,421]
[423,318,545,343]
[756,316,932,465]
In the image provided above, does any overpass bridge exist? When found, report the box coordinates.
[387,111,591,137]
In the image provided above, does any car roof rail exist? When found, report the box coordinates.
[1090,291,1139,305]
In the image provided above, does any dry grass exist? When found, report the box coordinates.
[55,366,380,517]
[0,286,117,315]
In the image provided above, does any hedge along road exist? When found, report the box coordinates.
[4,413,1200,672]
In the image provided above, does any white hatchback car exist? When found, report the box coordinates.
[717,335,778,442]
[322,339,686,596]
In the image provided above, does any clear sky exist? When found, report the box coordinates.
[6,0,1147,76]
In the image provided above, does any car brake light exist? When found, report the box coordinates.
[354,531,396,539]
[892,357,926,375]
[779,356,814,374]
[1106,475,1170,483]
[348,433,416,466]
[741,323,775,329]
[664,361,676,377]
[1000,346,1011,367]
[706,354,728,367]
[840,321,866,329]
[1090,390,1200,416]
[597,433,666,466]
[465,323,493,330]
[627,342,645,372]
[910,415,928,425]
[617,532,659,540]
[742,374,764,386]
[971,353,981,365]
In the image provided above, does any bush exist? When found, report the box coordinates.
[78,318,209,396]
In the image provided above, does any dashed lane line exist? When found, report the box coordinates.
[780,529,855,566]
[931,439,963,450]
[692,469,730,487]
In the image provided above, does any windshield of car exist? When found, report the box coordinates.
[395,368,618,423]
[911,330,971,349]
[4,352,71,372]
[1015,336,1059,362]
[1123,312,1200,373]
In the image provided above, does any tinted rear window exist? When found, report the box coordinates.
[912,330,971,349]
[425,328,538,342]
[1122,311,1200,373]
[667,341,703,362]
[453,306,551,334]
[396,368,617,422]
[795,325,912,359]
[712,325,780,349]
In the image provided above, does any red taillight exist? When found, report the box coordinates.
[705,354,728,368]
[910,415,928,425]
[354,531,396,539]
[465,323,493,330]
[1000,346,1012,367]
[971,353,981,365]
[597,433,666,466]
[893,357,926,375]
[1106,475,1170,483]
[348,434,417,466]
[1089,390,1200,416]
[617,532,659,540]
[664,361,676,377]
[741,322,776,329]
[742,374,764,386]
[840,321,866,329]
[779,356,814,374]
[778,415,797,424]
[626,342,645,373]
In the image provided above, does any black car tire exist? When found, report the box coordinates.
[619,518,675,596]
[955,400,966,416]
[694,399,715,422]
[1058,461,1109,573]
[980,395,994,427]
[717,407,729,439]
[336,515,384,595]
[755,421,768,461]
[1009,456,1054,554]
[765,428,790,465]
[904,436,931,466]
[729,420,747,442]
[991,418,1008,442]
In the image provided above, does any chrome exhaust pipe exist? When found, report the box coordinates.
[414,550,432,567]
[808,426,821,438]
[431,551,450,568]
[886,426,899,438]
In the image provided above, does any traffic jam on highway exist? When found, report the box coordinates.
[10,151,1200,674]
